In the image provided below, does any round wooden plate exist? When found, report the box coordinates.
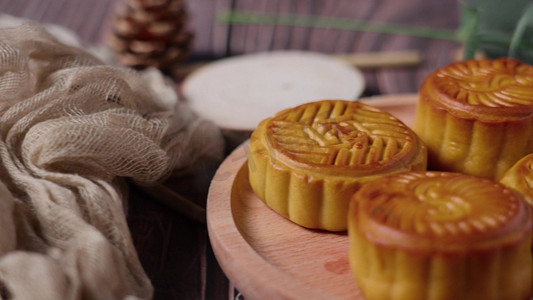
[207,94,418,300]
[182,51,365,131]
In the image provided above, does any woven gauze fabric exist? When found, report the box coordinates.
[0,24,223,299]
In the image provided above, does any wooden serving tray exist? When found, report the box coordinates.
[206,94,418,300]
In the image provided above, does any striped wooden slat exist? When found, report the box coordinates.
[3,0,461,94]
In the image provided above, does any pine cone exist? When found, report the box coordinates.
[108,0,194,73]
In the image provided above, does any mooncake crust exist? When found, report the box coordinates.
[351,171,532,252]
[265,100,426,176]
[414,58,533,180]
[348,171,533,300]
[501,153,533,205]
[248,100,427,231]
[421,58,533,122]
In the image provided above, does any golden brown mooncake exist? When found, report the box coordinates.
[413,58,533,180]
[501,153,533,205]
[349,171,533,300]
[248,100,427,232]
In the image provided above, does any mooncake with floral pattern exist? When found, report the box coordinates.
[349,171,532,300]
[413,58,533,180]
[248,100,427,231]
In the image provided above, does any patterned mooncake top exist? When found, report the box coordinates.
[352,172,531,251]
[424,58,533,120]
[264,100,424,176]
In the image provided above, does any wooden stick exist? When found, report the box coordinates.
[173,62,208,80]
[176,50,423,79]
[131,182,206,224]
[335,50,422,68]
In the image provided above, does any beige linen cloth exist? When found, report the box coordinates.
[0,24,223,299]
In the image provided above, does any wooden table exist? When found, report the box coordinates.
[1,0,461,299]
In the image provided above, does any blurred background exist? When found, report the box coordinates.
[1,0,464,95]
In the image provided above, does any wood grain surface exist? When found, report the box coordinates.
[188,0,461,95]
[3,0,461,95]
[207,94,418,300]
[208,151,362,300]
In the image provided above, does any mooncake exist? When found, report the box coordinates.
[248,100,427,231]
[501,153,533,205]
[413,58,533,180]
[349,171,532,300]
